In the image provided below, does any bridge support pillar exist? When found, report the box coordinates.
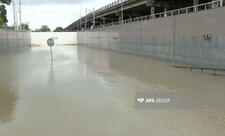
[164,7,167,17]
[102,17,106,25]
[211,0,218,8]
[221,0,224,6]
[193,0,199,5]
[150,6,155,18]
[193,0,199,11]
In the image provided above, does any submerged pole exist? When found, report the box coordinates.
[47,38,55,64]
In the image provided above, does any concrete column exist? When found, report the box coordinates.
[164,7,167,17]
[119,16,122,21]
[102,17,106,25]
[151,6,155,14]
[211,0,217,8]
[151,7,155,18]
[93,11,95,29]
[193,0,199,5]
[193,0,199,11]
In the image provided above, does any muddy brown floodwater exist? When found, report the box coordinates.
[0,46,225,136]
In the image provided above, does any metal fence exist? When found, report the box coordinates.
[93,0,222,29]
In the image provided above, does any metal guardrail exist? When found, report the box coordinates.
[92,0,221,29]
[85,0,128,17]
[95,0,128,14]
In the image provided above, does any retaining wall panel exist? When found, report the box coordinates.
[77,6,225,69]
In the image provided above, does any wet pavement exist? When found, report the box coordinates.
[0,46,225,136]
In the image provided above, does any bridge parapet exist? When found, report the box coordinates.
[65,0,222,31]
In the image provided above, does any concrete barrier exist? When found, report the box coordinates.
[31,32,77,46]
[77,7,225,69]
[0,29,31,49]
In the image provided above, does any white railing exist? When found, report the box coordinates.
[92,0,221,29]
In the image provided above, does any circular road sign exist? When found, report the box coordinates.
[47,38,54,47]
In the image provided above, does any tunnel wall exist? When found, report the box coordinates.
[31,32,77,46]
[0,29,31,49]
[77,7,225,69]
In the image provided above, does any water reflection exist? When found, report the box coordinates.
[77,46,225,92]
[76,46,225,136]
[0,89,17,125]
[48,63,55,86]
[0,49,20,125]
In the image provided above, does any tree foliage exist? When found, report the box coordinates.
[0,5,7,24]
[40,25,51,32]
[54,27,63,32]
[0,0,11,25]
[0,16,3,25]
[0,0,11,5]
[20,23,30,30]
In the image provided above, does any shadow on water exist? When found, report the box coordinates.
[0,47,29,125]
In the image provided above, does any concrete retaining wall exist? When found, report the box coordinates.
[31,32,77,46]
[0,29,31,49]
[77,7,225,69]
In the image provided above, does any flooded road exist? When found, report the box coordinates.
[0,46,225,136]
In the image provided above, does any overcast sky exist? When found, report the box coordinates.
[6,0,115,30]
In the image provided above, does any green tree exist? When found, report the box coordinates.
[0,0,11,5]
[0,5,7,24]
[54,26,63,32]
[0,17,3,25]
[0,0,11,25]
[20,23,30,30]
[40,25,51,32]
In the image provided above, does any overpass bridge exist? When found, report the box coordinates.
[65,0,217,31]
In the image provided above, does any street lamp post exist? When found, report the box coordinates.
[121,0,124,23]
[19,0,21,30]
[12,0,16,30]
[93,8,95,29]
[85,8,87,29]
